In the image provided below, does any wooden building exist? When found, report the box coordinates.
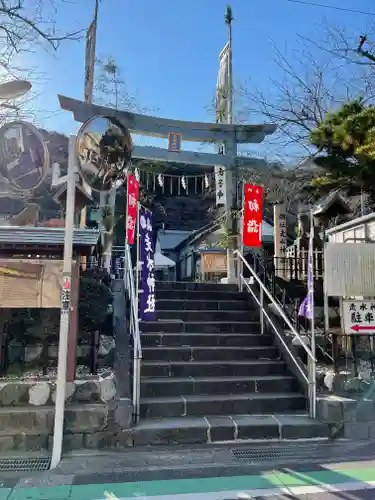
[0,225,99,380]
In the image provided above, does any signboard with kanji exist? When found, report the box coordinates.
[278,212,287,255]
[168,132,182,152]
[202,252,227,273]
[214,165,226,206]
[61,276,71,313]
[242,184,263,248]
[342,299,375,334]
[126,174,139,245]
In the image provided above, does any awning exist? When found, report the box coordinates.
[155,252,175,269]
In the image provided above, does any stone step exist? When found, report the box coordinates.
[155,310,259,322]
[141,359,287,379]
[157,290,247,301]
[155,281,238,291]
[153,299,251,311]
[141,332,274,347]
[139,392,306,419]
[132,414,330,446]
[140,346,279,362]
[140,321,260,334]
[140,375,299,398]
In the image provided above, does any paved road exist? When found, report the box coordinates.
[260,492,375,499]
[1,441,375,499]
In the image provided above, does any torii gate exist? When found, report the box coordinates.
[58,95,276,279]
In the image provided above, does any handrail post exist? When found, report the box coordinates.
[234,249,315,361]
[260,286,264,335]
[124,241,142,424]
[234,249,317,407]
[308,353,317,419]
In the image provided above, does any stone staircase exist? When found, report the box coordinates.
[133,282,330,446]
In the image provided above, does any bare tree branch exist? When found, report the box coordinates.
[0,0,83,73]
[94,56,159,114]
[240,24,375,158]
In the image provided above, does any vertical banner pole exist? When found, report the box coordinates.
[134,200,141,422]
[239,183,244,292]
[81,0,99,266]
[308,208,316,419]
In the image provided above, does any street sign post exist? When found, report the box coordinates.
[342,299,375,334]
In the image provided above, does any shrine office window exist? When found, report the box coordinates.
[343,226,365,243]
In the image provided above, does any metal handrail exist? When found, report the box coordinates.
[252,252,334,362]
[234,250,316,418]
[235,250,315,361]
[124,243,142,422]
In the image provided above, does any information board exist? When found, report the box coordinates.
[342,299,375,334]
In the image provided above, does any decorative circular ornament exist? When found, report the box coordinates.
[0,120,49,192]
[76,115,133,192]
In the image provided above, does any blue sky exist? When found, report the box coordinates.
[24,0,375,159]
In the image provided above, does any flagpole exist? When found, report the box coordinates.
[227,7,233,125]
[224,5,236,282]
[85,0,99,105]
[81,0,99,232]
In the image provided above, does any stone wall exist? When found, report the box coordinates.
[0,371,133,453]
[0,372,117,406]
[317,391,375,440]
[6,333,115,378]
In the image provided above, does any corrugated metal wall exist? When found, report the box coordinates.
[324,243,375,296]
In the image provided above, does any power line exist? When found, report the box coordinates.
[286,0,375,17]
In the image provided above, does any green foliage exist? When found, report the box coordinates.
[78,268,113,336]
[309,99,375,204]
[2,309,35,343]
[1,269,112,346]
[204,211,241,250]
[225,5,233,25]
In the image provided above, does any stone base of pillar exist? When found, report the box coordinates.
[220,277,238,285]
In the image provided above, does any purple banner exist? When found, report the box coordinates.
[299,295,312,319]
[139,206,156,321]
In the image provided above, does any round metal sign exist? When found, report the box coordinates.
[76,115,133,192]
[0,80,32,99]
[0,120,49,192]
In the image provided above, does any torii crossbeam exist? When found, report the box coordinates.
[58,95,277,279]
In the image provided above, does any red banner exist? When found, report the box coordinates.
[126,175,139,245]
[242,184,263,248]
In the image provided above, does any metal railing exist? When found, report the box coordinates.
[250,252,334,363]
[124,242,142,422]
[234,249,317,419]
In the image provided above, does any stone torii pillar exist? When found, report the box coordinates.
[58,95,276,281]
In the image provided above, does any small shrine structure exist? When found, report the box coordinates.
[0,224,99,380]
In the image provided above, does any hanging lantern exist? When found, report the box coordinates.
[158,174,164,187]
[134,168,140,182]
[181,176,187,191]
